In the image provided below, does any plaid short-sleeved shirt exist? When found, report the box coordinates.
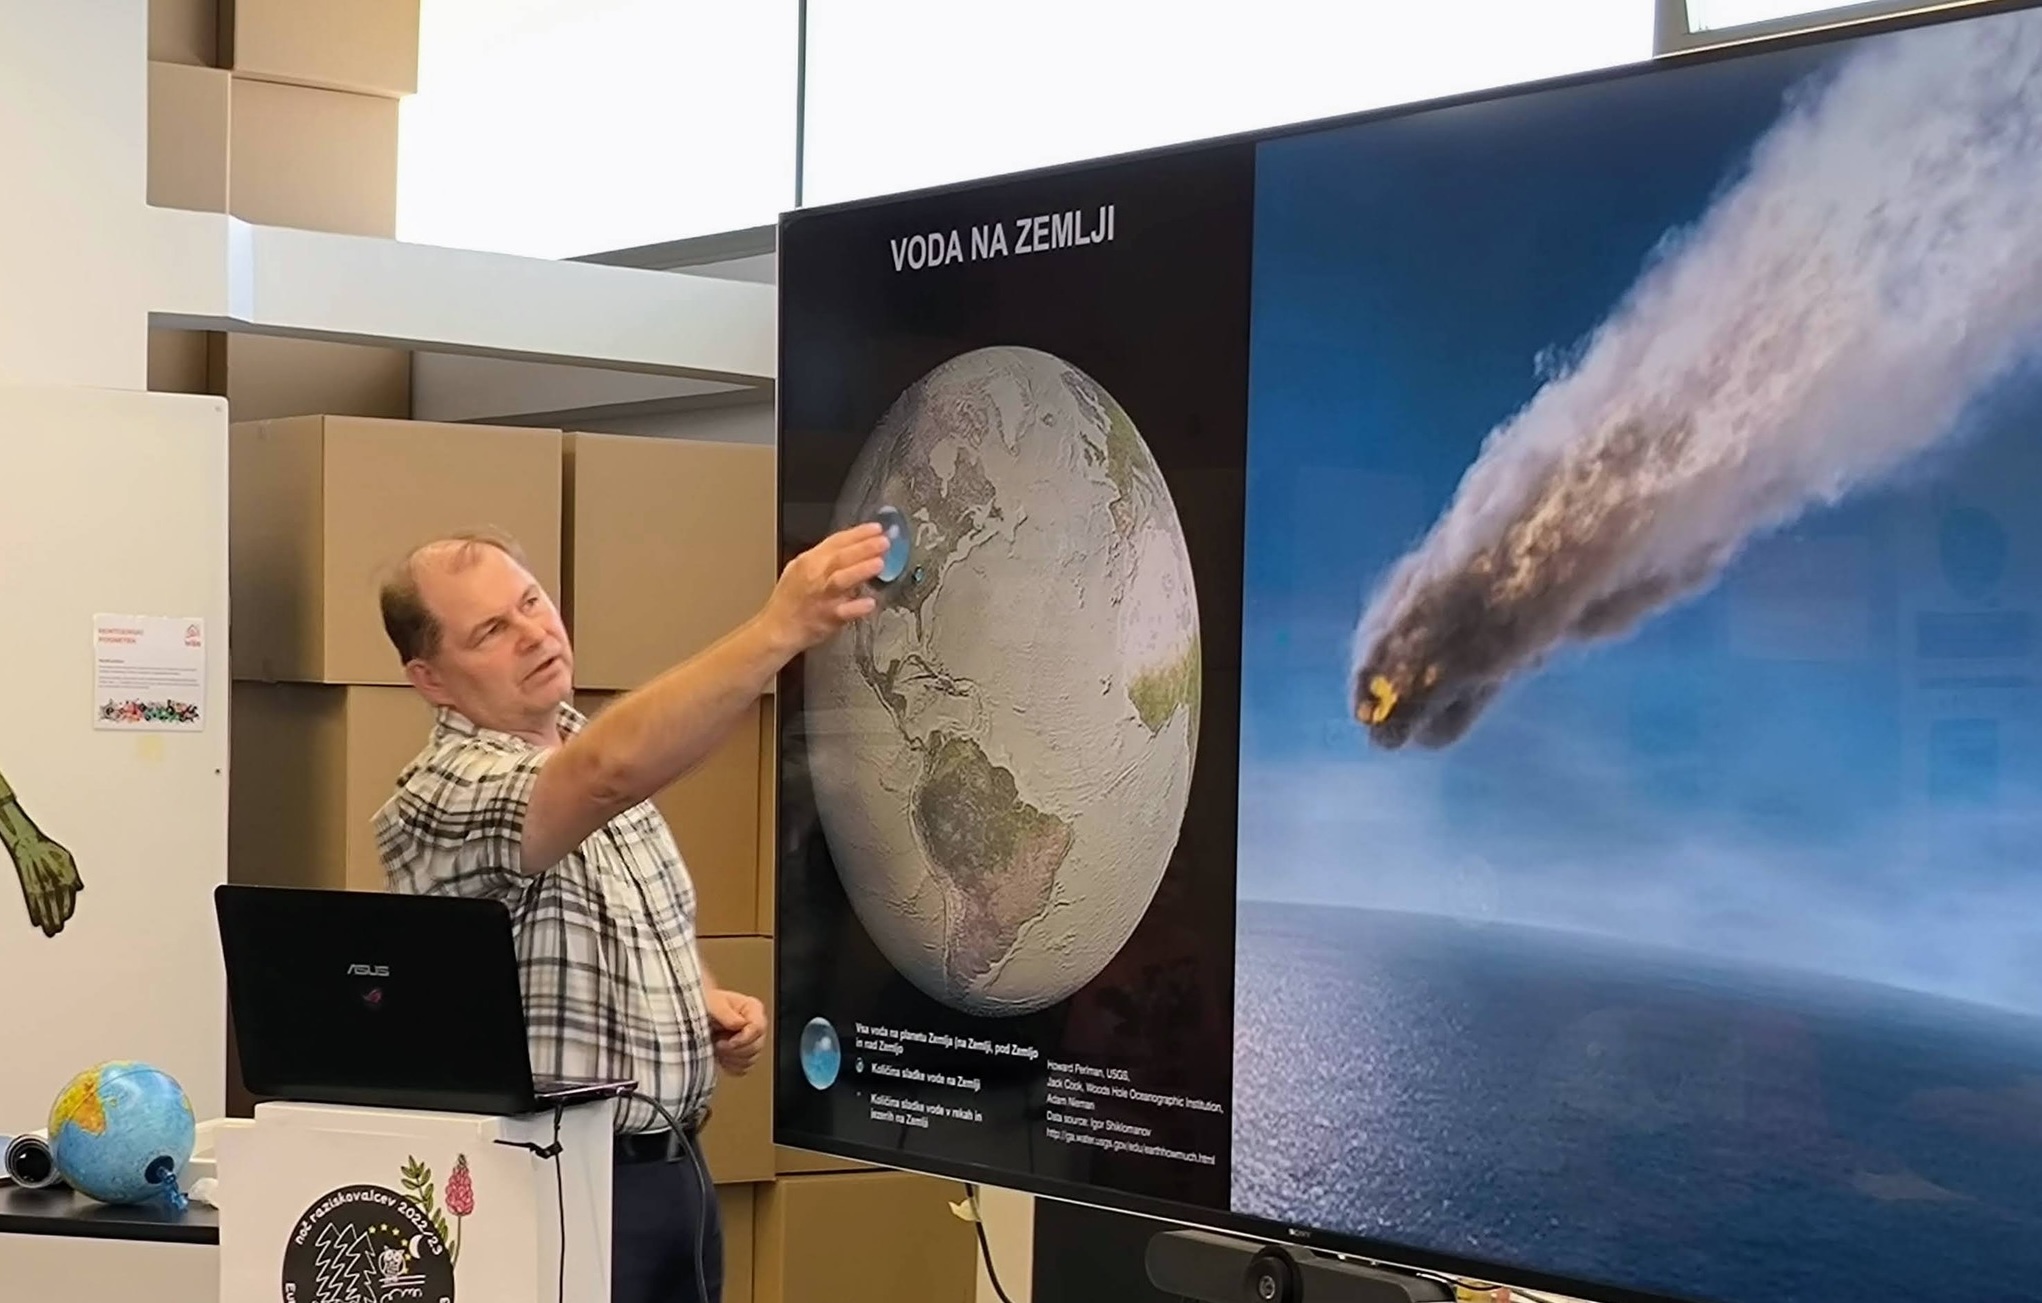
[371,702,716,1134]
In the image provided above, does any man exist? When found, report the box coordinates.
[370,521,887,1303]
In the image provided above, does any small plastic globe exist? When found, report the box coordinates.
[800,1017,842,1089]
[48,1060,196,1208]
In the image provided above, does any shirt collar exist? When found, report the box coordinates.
[432,699,587,748]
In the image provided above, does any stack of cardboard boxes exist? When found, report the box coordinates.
[151,4,977,1300]
[147,0,413,419]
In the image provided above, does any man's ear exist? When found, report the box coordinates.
[405,657,454,708]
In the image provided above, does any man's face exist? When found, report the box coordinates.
[406,545,574,731]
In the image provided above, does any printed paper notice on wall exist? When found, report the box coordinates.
[92,615,206,731]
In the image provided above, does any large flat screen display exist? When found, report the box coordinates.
[773,4,2042,1300]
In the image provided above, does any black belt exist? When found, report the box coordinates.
[613,1108,707,1164]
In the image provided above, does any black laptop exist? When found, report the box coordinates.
[214,883,634,1116]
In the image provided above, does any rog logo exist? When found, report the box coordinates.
[347,963,389,978]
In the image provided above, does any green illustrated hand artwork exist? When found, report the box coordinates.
[0,766,82,937]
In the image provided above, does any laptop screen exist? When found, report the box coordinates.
[215,884,540,1115]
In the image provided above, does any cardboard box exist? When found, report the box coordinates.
[754,1171,976,1303]
[148,329,215,395]
[230,415,563,684]
[228,682,435,892]
[575,691,762,937]
[222,0,420,97]
[697,937,774,1184]
[230,77,398,237]
[211,332,411,423]
[720,1183,757,1303]
[773,1145,873,1176]
[564,433,776,691]
[151,0,218,65]
[149,61,230,212]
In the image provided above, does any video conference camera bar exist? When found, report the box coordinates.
[1147,1228,1455,1303]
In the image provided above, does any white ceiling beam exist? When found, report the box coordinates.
[1653,1,1989,56]
[146,207,775,384]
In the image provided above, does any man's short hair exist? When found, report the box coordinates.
[379,527,530,665]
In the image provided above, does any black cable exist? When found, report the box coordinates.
[493,1104,567,1303]
[554,1111,565,1303]
[620,1088,712,1303]
[677,1119,714,1303]
[964,1183,1017,1303]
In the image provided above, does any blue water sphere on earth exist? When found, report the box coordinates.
[48,1060,196,1209]
[800,1018,842,1089]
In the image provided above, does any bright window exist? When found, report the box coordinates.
[398,0,799,259]
[397,2,1661,255]
[799,1,1655,210]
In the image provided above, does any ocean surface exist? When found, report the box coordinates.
[1232,901,2042,1303]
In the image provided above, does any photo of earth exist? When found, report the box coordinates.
[802,344,1202,1016]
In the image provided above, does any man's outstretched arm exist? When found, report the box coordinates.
[518,522,890,874]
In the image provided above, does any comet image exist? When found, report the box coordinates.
[1352,14,2042,749]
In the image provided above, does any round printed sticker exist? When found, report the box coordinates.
[280,1183,454,1303]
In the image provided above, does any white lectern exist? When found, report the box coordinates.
[214,1098,616,1303]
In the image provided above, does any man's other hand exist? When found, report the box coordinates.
[761,523,891,654]
[706,987,768,1076]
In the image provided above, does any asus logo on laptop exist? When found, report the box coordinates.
[347,963,390,977]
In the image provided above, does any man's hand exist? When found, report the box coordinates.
[758,523,892,656]
[706,987,768,1076]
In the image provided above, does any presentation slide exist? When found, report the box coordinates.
[775,140,1252,1214]
[774,6,2042,1302]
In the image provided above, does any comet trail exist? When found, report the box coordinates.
[1350,11,2042,748]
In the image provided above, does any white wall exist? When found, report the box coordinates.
[0,389,229,1127]
[0,0,229,1147]
[0,0,153,389]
